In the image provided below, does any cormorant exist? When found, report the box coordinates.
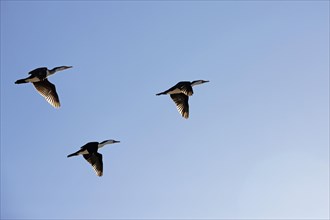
[156,80,209,119]
[15,66,72,108]
[67,139,120,177]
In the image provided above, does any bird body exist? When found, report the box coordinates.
[67,142,99,157]
[156,80,209,119]
[15,66,72,108]
[67,140,120,177]
[156,81,193,96]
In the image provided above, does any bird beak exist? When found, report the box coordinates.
[114,140,120,143]
[66,66,73,69]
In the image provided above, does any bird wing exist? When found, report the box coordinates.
[170,94,189,119]
[178,83,193,96]
[32,79,60,108]
[83,153,103,176]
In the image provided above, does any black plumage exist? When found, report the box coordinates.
[67,140,120,177]
[15,66,72,108]
[156,80,209,119]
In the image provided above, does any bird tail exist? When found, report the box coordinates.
[67,152,79,158]
[156,91,166,96]
[15,79,28,84]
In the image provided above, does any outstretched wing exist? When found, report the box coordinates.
[33,79,60,108]
[170,94,189,119]
[83,153,103,176]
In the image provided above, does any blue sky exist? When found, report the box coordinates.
[1,1,329,219]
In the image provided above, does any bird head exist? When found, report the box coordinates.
[48,66,73,75]
[191,80,209,86]
[60,66,73,70]
[98,139,120,148]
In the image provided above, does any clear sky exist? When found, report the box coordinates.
[1,1,329,219]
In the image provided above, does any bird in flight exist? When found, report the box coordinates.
[15,66,72,108]
[67,139,120,177]
[156,80,209,119]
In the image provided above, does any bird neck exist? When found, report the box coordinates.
[98,142,110,149]
[48,66,68,76]
[47,68,59,77]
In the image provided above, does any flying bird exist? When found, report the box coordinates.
[15,66,72,108]
[67,139,120,177]
[156,80,209,119]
